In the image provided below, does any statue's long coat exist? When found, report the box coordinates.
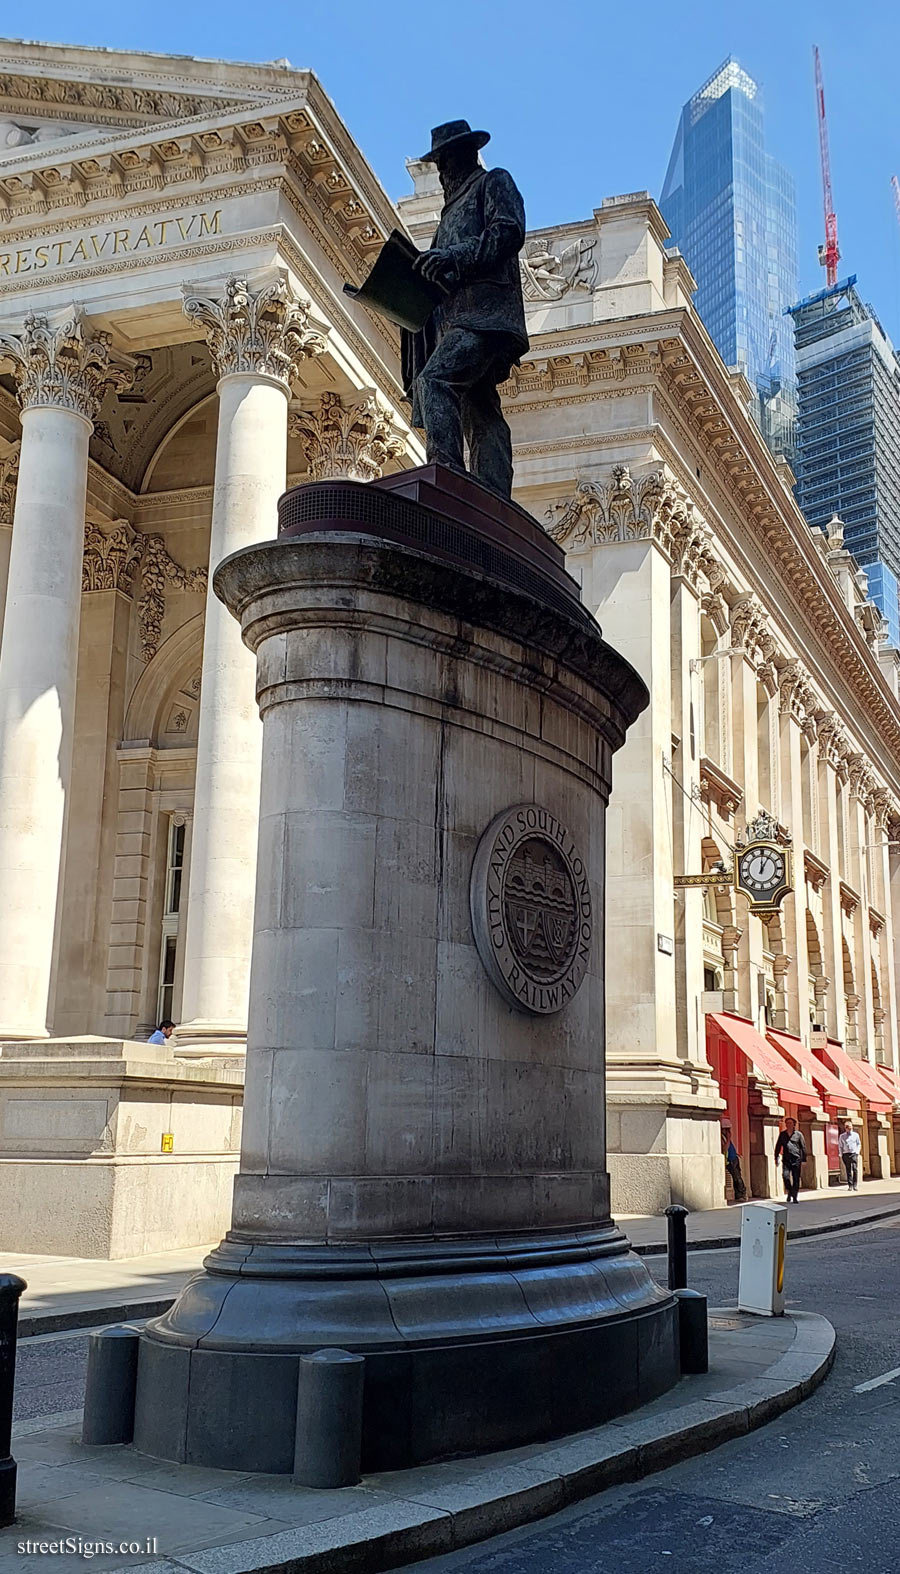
[402,166,529,424]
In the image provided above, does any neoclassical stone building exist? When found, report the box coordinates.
[0,40,422,1061]
[0,40,898,1246]
[400,164,900,1209]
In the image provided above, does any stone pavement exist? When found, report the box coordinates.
[4,1308,834,1574]
[7,1177,900,1337]
[1,1246,218,1335]
[622,1173,900,1252]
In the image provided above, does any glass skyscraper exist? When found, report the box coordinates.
[660,58,799,460]
[789,278,900,647]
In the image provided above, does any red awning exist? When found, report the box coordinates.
[815,1039,893,1113]
[767,1029,861,1114]
[873,1063,900,1107]
[708,1013,823,1110]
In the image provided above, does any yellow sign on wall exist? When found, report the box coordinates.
[161,1133,174,1153]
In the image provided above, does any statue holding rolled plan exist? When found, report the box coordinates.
[402,120,528,499]
[345,120,528,500]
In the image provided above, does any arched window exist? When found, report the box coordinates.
[800,735,815,851]
[806,910,825,1027]
[757,683,772,812]
[700,617,721,766]
[836,779,847,873]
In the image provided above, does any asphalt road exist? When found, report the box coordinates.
[397,1218,900,1574]
[12,1326,94,1423]
[9,1221,899,1573]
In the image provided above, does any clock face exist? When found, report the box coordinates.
[738,846,786,897]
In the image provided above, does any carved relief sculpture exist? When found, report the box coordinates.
[289,389,405,483]
[138,534,208,662]
[0,440,20,526]
[520,235,597,301]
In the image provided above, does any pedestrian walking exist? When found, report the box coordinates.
[722,1124,747,1201]
[838,1120,861,1191]
[774,1117,807,1204]
[148,1018,175,1045]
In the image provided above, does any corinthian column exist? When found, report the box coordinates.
[174,275,325,1055]
[0,316,131,1037]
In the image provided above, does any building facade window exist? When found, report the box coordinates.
[157,817,186,1025]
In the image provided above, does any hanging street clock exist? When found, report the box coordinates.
[733,809,793,915]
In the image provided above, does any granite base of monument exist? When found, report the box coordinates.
[131,465,680,1473]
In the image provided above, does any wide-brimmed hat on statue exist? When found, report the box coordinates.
[420,120,490,162]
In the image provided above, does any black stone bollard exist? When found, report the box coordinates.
[674,1288,709,1374]
[82,1326,140,1445]
[0,1273,27,1529]
[293,1348,365,1489]
[665,1204,689,1291]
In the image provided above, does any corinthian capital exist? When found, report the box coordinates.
[0,314,133,421]
[0,439,20,527]
[183,274,327,389]
[290,389,405,483]
[82,520,143,595]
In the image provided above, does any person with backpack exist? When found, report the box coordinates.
[774,1117,807,1203]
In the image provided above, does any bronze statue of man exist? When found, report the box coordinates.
[402,120,528,499]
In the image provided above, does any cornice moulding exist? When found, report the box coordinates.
[0,90,400,277]
[803,849,829,893]
[698,756,743,819]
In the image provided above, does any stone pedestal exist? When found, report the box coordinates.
[0,1039,242,1258]
[132,466,678,1473]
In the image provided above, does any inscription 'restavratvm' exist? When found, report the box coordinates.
[0,209,222,276]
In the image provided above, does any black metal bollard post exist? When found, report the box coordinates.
[0,1273,27,1529]
[293,1349,365,1489]
[82,1326,141,1445]
[665,1204,689,1291]
[674,1288,709,1373]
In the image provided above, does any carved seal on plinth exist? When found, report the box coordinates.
[470,803,592,1014]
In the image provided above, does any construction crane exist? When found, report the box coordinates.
[814,46,840,287]
[892,174,900,234]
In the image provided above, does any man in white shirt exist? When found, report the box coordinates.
[838,1120,861,1191]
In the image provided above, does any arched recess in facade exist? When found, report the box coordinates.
[701,833,736,991]
[124,614,204,747]
[841,934,858,1046]
[139,393,218,494]
[872,957,885,1054]
[806,909,826,1027]
[763,909,786,1025]
[105,615,205,1036]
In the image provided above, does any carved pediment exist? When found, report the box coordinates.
[0,65,248,139]
[0,115,123,160]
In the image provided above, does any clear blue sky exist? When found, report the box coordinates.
[13,0,900,338]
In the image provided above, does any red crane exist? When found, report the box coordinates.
[814,46,840,287]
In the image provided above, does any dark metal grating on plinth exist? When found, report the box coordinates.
[277,482,595,632]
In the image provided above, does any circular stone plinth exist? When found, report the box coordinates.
[133,1225,678,1473]
[130,468,672,1477]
